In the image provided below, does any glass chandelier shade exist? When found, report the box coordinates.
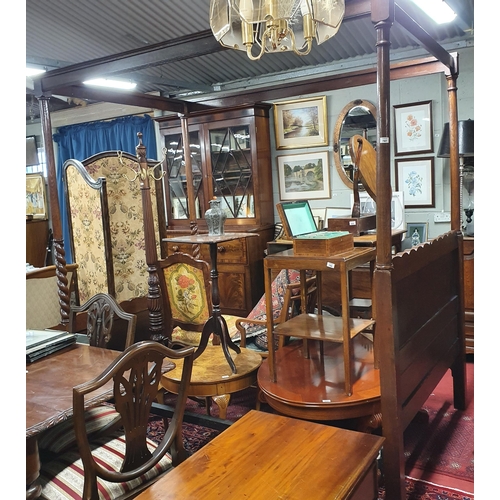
[210,0,345,60]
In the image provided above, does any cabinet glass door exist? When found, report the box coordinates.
[163,131,202,221]
[209,125,254,219]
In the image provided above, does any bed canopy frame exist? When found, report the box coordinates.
[34,2,467,498]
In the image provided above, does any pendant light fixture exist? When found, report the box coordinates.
[210,0,345,61]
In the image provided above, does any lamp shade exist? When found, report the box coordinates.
[437,119,474,157]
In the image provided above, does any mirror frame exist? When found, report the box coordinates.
[333,99,377,189]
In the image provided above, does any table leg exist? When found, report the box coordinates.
[264,263,276,382]
[194,243,240,374]
[340,262,353,396]
[26,436,42,499]
[212,394,231,419]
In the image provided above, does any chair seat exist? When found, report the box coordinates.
[38,405,121,455]
[39,431,172,500]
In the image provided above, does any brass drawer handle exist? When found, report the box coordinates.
[172,245,180,252]
[217,245,226,253]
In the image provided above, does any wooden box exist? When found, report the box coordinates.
[293,231,354,257]
[327,215,376,236]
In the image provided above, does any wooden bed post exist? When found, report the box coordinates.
[372,1,407,499]
[179,114,201,259]
[35,89,71,326]
[134,134,165,342]
[444,54,461,232]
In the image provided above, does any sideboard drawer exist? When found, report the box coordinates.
[202,237,248,265]
[165,237,248,265]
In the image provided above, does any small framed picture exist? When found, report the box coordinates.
[277,151,331,201]
[393,100,433,156]
[324,207,352,221]
[274,96,328,150]
[26,173,48,220]
[406,222,428,245]
[396,157,435,208]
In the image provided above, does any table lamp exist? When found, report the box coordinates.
[437,119,474,231]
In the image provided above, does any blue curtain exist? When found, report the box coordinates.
[53,114,157,263]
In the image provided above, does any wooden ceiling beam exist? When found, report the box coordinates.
[36,30,225,93]
[41,84,213,114]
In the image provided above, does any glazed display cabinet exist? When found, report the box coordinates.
[156,104,275,316]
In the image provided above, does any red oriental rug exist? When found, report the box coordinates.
[403,361,474,498]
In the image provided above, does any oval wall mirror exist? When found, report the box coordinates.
[333,99,377,189]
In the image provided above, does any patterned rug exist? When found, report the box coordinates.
[403,361,474,496]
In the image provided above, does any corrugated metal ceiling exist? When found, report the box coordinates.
[26,0,474,121]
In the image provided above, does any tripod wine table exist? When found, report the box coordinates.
[166,232,257,374]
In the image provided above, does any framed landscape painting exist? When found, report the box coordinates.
[277,151,330,201]
[26,173,48,219]
[274,96,328,150]
[393,100,433,156]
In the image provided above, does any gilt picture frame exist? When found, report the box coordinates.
[274,96,328,150]
[396,157,435,208]
[277,151,330,201]
[26,173,48,220]
[393,100,433,156]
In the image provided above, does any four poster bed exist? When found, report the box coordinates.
[35,2,467,499]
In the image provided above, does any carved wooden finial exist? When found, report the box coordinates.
[136,132,147,163]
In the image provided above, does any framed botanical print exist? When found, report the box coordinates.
[393,100,433,156]
[274,96,328,150]
[396,157,435,208]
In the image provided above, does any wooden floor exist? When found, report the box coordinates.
[257,335,381,428]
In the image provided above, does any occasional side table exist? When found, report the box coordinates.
[263,246,376,395]
[160,345,262,419]
[167,233,257,373]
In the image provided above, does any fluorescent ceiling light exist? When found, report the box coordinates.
[409,0,457,24]
[26,67,47,76]
[83,78,137,90]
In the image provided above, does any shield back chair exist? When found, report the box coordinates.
[69,292,137,351]
[26,263,78,330]
[39,340,195,500]
[38,293,138,457]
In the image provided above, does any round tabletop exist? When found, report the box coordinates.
[161,345,262,398]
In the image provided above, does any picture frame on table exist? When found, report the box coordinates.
[277,151,331,201]
[274,96,328,150]
[393,100,433,156]
[406,222,428,246]
[350,191,406,232]
[395,157,435,208]
[26,173,48,220]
